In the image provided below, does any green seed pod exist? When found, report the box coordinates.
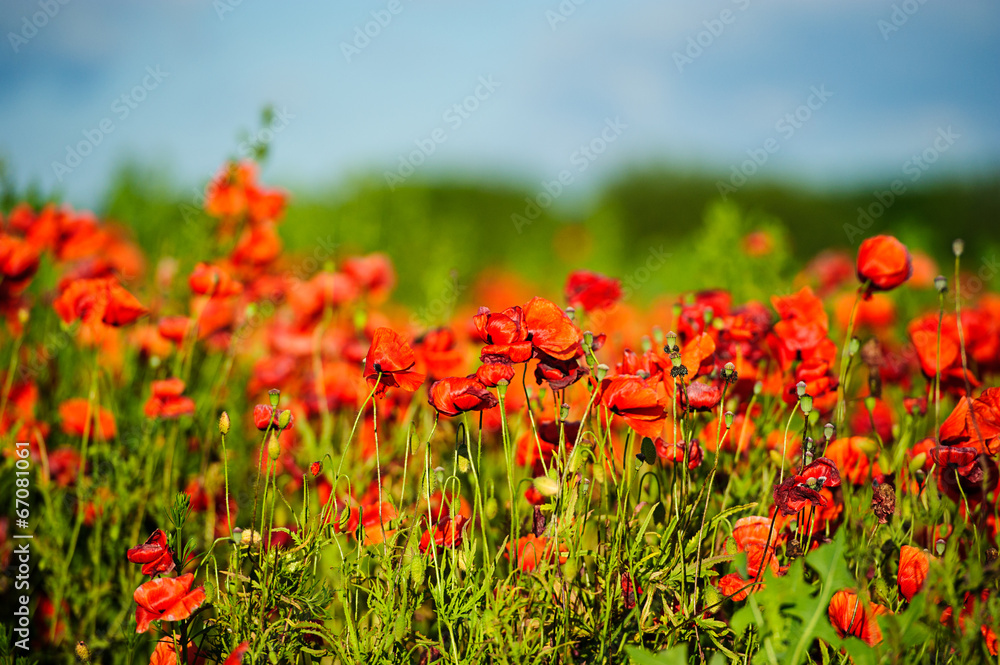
[795,381,807,397]
[800,394,814,415]
[268,388,280,407]
[665,330,678,351]
[724,411,734,428]
[267,432,281,461]
[595,364,609,382]
[583,330,594,348]
[934,275,948,294]
[952,238,964,257]
[848,337,860,357]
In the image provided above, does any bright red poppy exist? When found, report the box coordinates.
[564,270,622,312]
[416,328,464,380]
[127,529,176,576]
[427,377,498,417]
[53,277,148,327]
[506,534,567,572]
[148,637,206,665]
[685,381,721,411]
[770,286,829,359]
[599,375,667,438]
[363,327,425,398]
[857,235,912,292]
[473,305,533,364]
[523,296,581,360]
[133,573,206,634]
[898,545,929,602]
[252,404,294,431]
[828,589,888,646]
[475,361,515,387]
[342,253,396,300]
[939,388,1000,454]
[188,262,243,298]
[158,316,192,344]
[59,398,117,441]
[222,642,251,665]
[144,379,196,419]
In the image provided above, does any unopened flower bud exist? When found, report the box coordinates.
[934,275,948,294]
[864,396,876,415]
[218,411,230,435]
[534,476,560,497]
[753,381,763,395]
[277,409,292,430]
[952,238,964,257]
[268,432,281,461]
[848,337,860,357]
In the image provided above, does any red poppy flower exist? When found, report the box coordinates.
[475,361,515,387]
[823,436,877,485]
[53,277,148,327]
[564,270,622,312]
[653,438,702,469]
[473,305,533,364]
[416,327,464,380]
[144,379,196,419]
[506,534,568,572]
[59,398,117,441]
[188,263,243,298]
[0,233,41,292]
[717,573,763,601]
[252,404,294,431]
[231,221,282,266]
[287,271,359,321]
[427,377,498,417]
[419,515,468,553]
[770,287,829,358]
[158,316,192,344]
[222,642,251,665]
[534,352,589,391]
[898,545,929,602]
[342,253,396,300]
[127,529,176,576]
[363,327,425,398]
[133,573,206,633]
[828,589,888,646]
[523,296,580,360]
[685,381,721,411]
[149,637,206,665]
[773,457,841,515]
[621,570,642,609]
[599,375,667,438]
[857,235,912,292]
[939,389,1000,454]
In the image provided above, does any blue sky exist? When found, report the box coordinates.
[2,0,998,207]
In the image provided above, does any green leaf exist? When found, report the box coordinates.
[625,644,688,665]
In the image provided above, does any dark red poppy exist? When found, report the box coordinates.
[773,457,841,515]
[427,377,498,417]
[534,352,589,391]
[473,305,533,364]
[857,235,912,292]
[564,270,622,312]
[133,573,206,634]
[523,296,581,360]
[363,327,426,398]
[620,570,642,610]
[475,361,515,387]
[599,375,667,438]
[127,529,176,576]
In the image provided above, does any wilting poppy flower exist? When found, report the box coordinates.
[59,398,117,441]
[133,573,206,634]
[773,457,841,515]
[473,305,533,364]
[599,375,667,438]
[828,589,888,646]
[564,270,622,312]
[127,529,176,576]
[475,361,515,387]
[188,262,243,298]
[857,235,912,292]
[898,545,930,602]
[363,327,425,398]
[144,379,196,419]
[523,296,581,360]
[53,277,148,327]
[534,352,589,391]
[222,642,251,665]
[427,377,498,417]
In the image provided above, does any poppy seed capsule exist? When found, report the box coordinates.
[723,362,736,381]
[583,330,594,348]
[800,394,813,415]
[796,381,807,398]
[218,411,230,435]
[934,275,948,294]
[935,538,946,556]
[952,238,964,257]
[665,330,677,350]
[724,411,734,428]
[595,363,609,382]
[824,422,835,442]
[268,388,280,407]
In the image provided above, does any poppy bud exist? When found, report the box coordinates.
[268,388,280,407]
[934,275,947,294]
[560,403,570,421]
[864,396,876,415]
[267,432,281,461]
[909,453,927,475]
[534,476,560,497]
[563,558,579,581]
[796,381,807,398]
[277,409,292,430]
[754,381,762,395]
[800,394,813,415]
[76,641,92,663]
[724,411,734,428]
[203,579,216,603]
[952,238,964,257]
[595,364,609,382]
[310,461,322,476]
[652,326,664,345]
[218,411,230,435]
[485,497,498,519]
[848,337,860,356]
